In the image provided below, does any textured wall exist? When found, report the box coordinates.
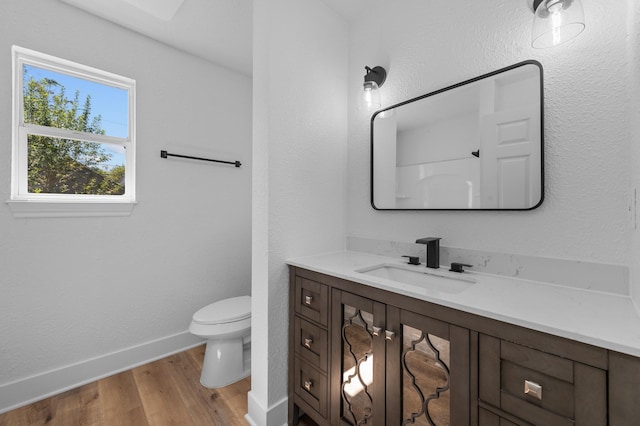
[0,0,251,386]
[250,0,348,423]
[629,0,640,309]
[347,0,632,267]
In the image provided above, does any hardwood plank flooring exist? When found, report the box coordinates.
[0,345,251,426]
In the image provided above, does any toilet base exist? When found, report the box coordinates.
[200,338,251,388]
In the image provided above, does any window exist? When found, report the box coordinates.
[9,46,136,217]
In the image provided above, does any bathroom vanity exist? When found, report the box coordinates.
[287,251,640,425]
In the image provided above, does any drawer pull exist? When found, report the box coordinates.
[524,380,543,400]
[304,295,313,306]
[372,326,382,337]
[303,380,313,392]
[303,337,313,348]
[385,330,395,341]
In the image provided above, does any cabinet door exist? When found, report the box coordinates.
[331,290,387,426]
[386,307,470,425]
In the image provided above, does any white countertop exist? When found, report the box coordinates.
[287,250,640,357]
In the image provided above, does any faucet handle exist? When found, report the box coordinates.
[402,255,420,265]
[450,262,473,273]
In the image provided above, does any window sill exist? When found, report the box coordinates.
[6,199,136,218]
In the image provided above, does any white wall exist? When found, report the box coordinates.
[629,0,640,309]
[0,0,251,410]
[372,113,397,207]
[397,113,477,166]
[249,0,348,424]
[347,1,632,267]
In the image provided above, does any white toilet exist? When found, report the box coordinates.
[189,295,251,388]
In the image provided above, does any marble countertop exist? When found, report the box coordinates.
[287,250,640,357]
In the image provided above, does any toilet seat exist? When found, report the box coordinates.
[192,295,251,325]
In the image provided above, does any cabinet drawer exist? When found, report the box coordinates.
[295,277,328,326]
[479,334,606,426]
[294,357,327,417]
[501,360,573,419]
[294,317,328,372]
[478,407,522,426]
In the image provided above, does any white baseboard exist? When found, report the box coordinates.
[0,331,203,414]
[245,390,288,426]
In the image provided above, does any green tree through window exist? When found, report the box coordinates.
[24,75,125,195]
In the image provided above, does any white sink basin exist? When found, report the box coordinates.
[356,263,475,294]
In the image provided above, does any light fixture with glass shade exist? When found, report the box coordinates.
[358,66,387,111]
[532,0,585,48]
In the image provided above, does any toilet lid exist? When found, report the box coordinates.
[192,295,251,325]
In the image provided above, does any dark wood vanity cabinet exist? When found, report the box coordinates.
[478,334,607,425]
[290,275,330,421]
[330,289,470,425]
[288,266,640,426]
[289,267,470,425]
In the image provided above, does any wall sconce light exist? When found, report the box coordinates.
[358,66,387,111]
[532,0,585,48]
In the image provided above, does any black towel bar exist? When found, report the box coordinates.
[160,150,241,167]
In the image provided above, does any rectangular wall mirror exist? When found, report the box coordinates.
[371,60,544,210]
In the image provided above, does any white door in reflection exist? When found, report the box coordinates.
[480,104,541,208]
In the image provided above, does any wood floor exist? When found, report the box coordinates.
[0,345,250,426]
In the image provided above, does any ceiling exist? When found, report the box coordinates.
[60,0,371,76]
[58,0,369,77]
[59,0,253,76]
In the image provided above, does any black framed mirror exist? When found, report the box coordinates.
[371,60,544,210]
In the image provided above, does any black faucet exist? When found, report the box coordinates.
[415,237,441,269]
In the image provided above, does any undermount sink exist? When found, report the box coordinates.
[356,263,475,294]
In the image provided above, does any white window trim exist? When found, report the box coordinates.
[7,46,137,218]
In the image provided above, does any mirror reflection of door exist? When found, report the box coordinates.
[480,105,541,208]
[479,65,541,208]
[372,61,543,210]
